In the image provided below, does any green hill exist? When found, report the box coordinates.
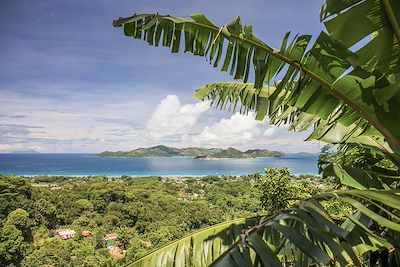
[244,149,284,158]
[98,146,285,159]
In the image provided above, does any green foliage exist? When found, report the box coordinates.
[113,9,400,157]
[319,145,398,172]
[319,145,400,190]
[102,214,121,230]
[125,217,260,267]
[117,227,139,250]
[21,239,72,267]
[0,224,26,266]
[76,199,94,212]
[72,214,99,229]
[99,145,283,158]
[255,168,323,215]
[0,175,32,221]
[5,209,33,243]
[256,168,297,213]
[0,174,270,266]
[34,198,57,229]
[93,229,106,250]
[5,209,32,230]
[21,239,111,267]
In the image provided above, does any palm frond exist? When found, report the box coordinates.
[195,82,397,163]
[321,0,400,74]
[212,190,400,267]
[126,190,400,267]
[127,217,260,267]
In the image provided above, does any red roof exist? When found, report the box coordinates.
[54,229,68,234]
[82,231,92,237]
[104,233,118,240]
[53,229,76,240]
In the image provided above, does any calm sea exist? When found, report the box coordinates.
[0,153,319,176]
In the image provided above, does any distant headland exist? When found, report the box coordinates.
[98,145,285,159]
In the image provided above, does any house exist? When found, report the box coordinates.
[82,231,92,237]
[140,240,152,248]
[106,242,125,259]
[106,242,116,251]
[104,233,118,241]
[54,229,76,240]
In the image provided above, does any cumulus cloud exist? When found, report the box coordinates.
[263,126,277,137]
[182,113,320,152]
[0,89,320,153]
[190,112,276,147]
[146,95,210,139]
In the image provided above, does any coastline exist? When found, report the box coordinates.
[0,153,319,177]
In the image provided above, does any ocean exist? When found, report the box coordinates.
[0,153,319,176]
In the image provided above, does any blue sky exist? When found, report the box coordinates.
[0,0,326,153]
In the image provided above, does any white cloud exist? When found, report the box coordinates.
[184,113,320,152]
[191,112,276,147]
[263,126,276,137]
[0,89,157,152]
[146,95,210,139]
[0,89,320,153]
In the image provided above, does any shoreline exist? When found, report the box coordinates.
[1,154,319,177]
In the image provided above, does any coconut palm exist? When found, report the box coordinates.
[113,0,400,266]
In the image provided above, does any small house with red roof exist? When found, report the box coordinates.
[104,233,118,241]
[53,229,76,240]
[82,231,92,237]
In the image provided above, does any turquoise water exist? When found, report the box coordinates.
[0,153,319,176]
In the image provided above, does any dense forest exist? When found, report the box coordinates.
[0,170,329,266]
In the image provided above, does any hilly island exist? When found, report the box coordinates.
[98,145,285,159]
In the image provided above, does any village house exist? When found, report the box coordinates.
[53,229,76,240]
[82,231,92,237]
[106,242,116,251]
[104,233,118,241]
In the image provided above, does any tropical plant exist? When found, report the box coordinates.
[255,168,298,214]
[113,0,400,266]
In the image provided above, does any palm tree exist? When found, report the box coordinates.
[113,0,400,266]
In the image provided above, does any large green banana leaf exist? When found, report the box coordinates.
[321,0,400,75]
[211,189,400,267]
[127,190,400,266]
[126,217,260,267]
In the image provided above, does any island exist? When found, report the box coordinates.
[98,145,285,159]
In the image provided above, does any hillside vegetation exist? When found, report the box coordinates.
[98,145,284,158]
[0,171,327,266]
